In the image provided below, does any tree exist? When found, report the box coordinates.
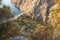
[0,5,14,20]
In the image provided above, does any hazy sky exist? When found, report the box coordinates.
[2,0,11,2]
[2,0,11,3]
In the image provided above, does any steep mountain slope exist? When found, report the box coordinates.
[11,0,54,22]
[11,0,60,39]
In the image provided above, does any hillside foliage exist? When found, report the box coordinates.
[1,0,60,40]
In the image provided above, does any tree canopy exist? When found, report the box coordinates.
[0,5,14,20]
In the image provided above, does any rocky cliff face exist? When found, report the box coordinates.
[48,1,60,36]
[11,0,54,22]
[11,0,60,39]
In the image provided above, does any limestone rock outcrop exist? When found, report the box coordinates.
[11,0,54,22]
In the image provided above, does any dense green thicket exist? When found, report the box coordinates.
[0,14,54,40]
[0,14,37,40]
[0,21,20,40]
[16,14,54,40]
